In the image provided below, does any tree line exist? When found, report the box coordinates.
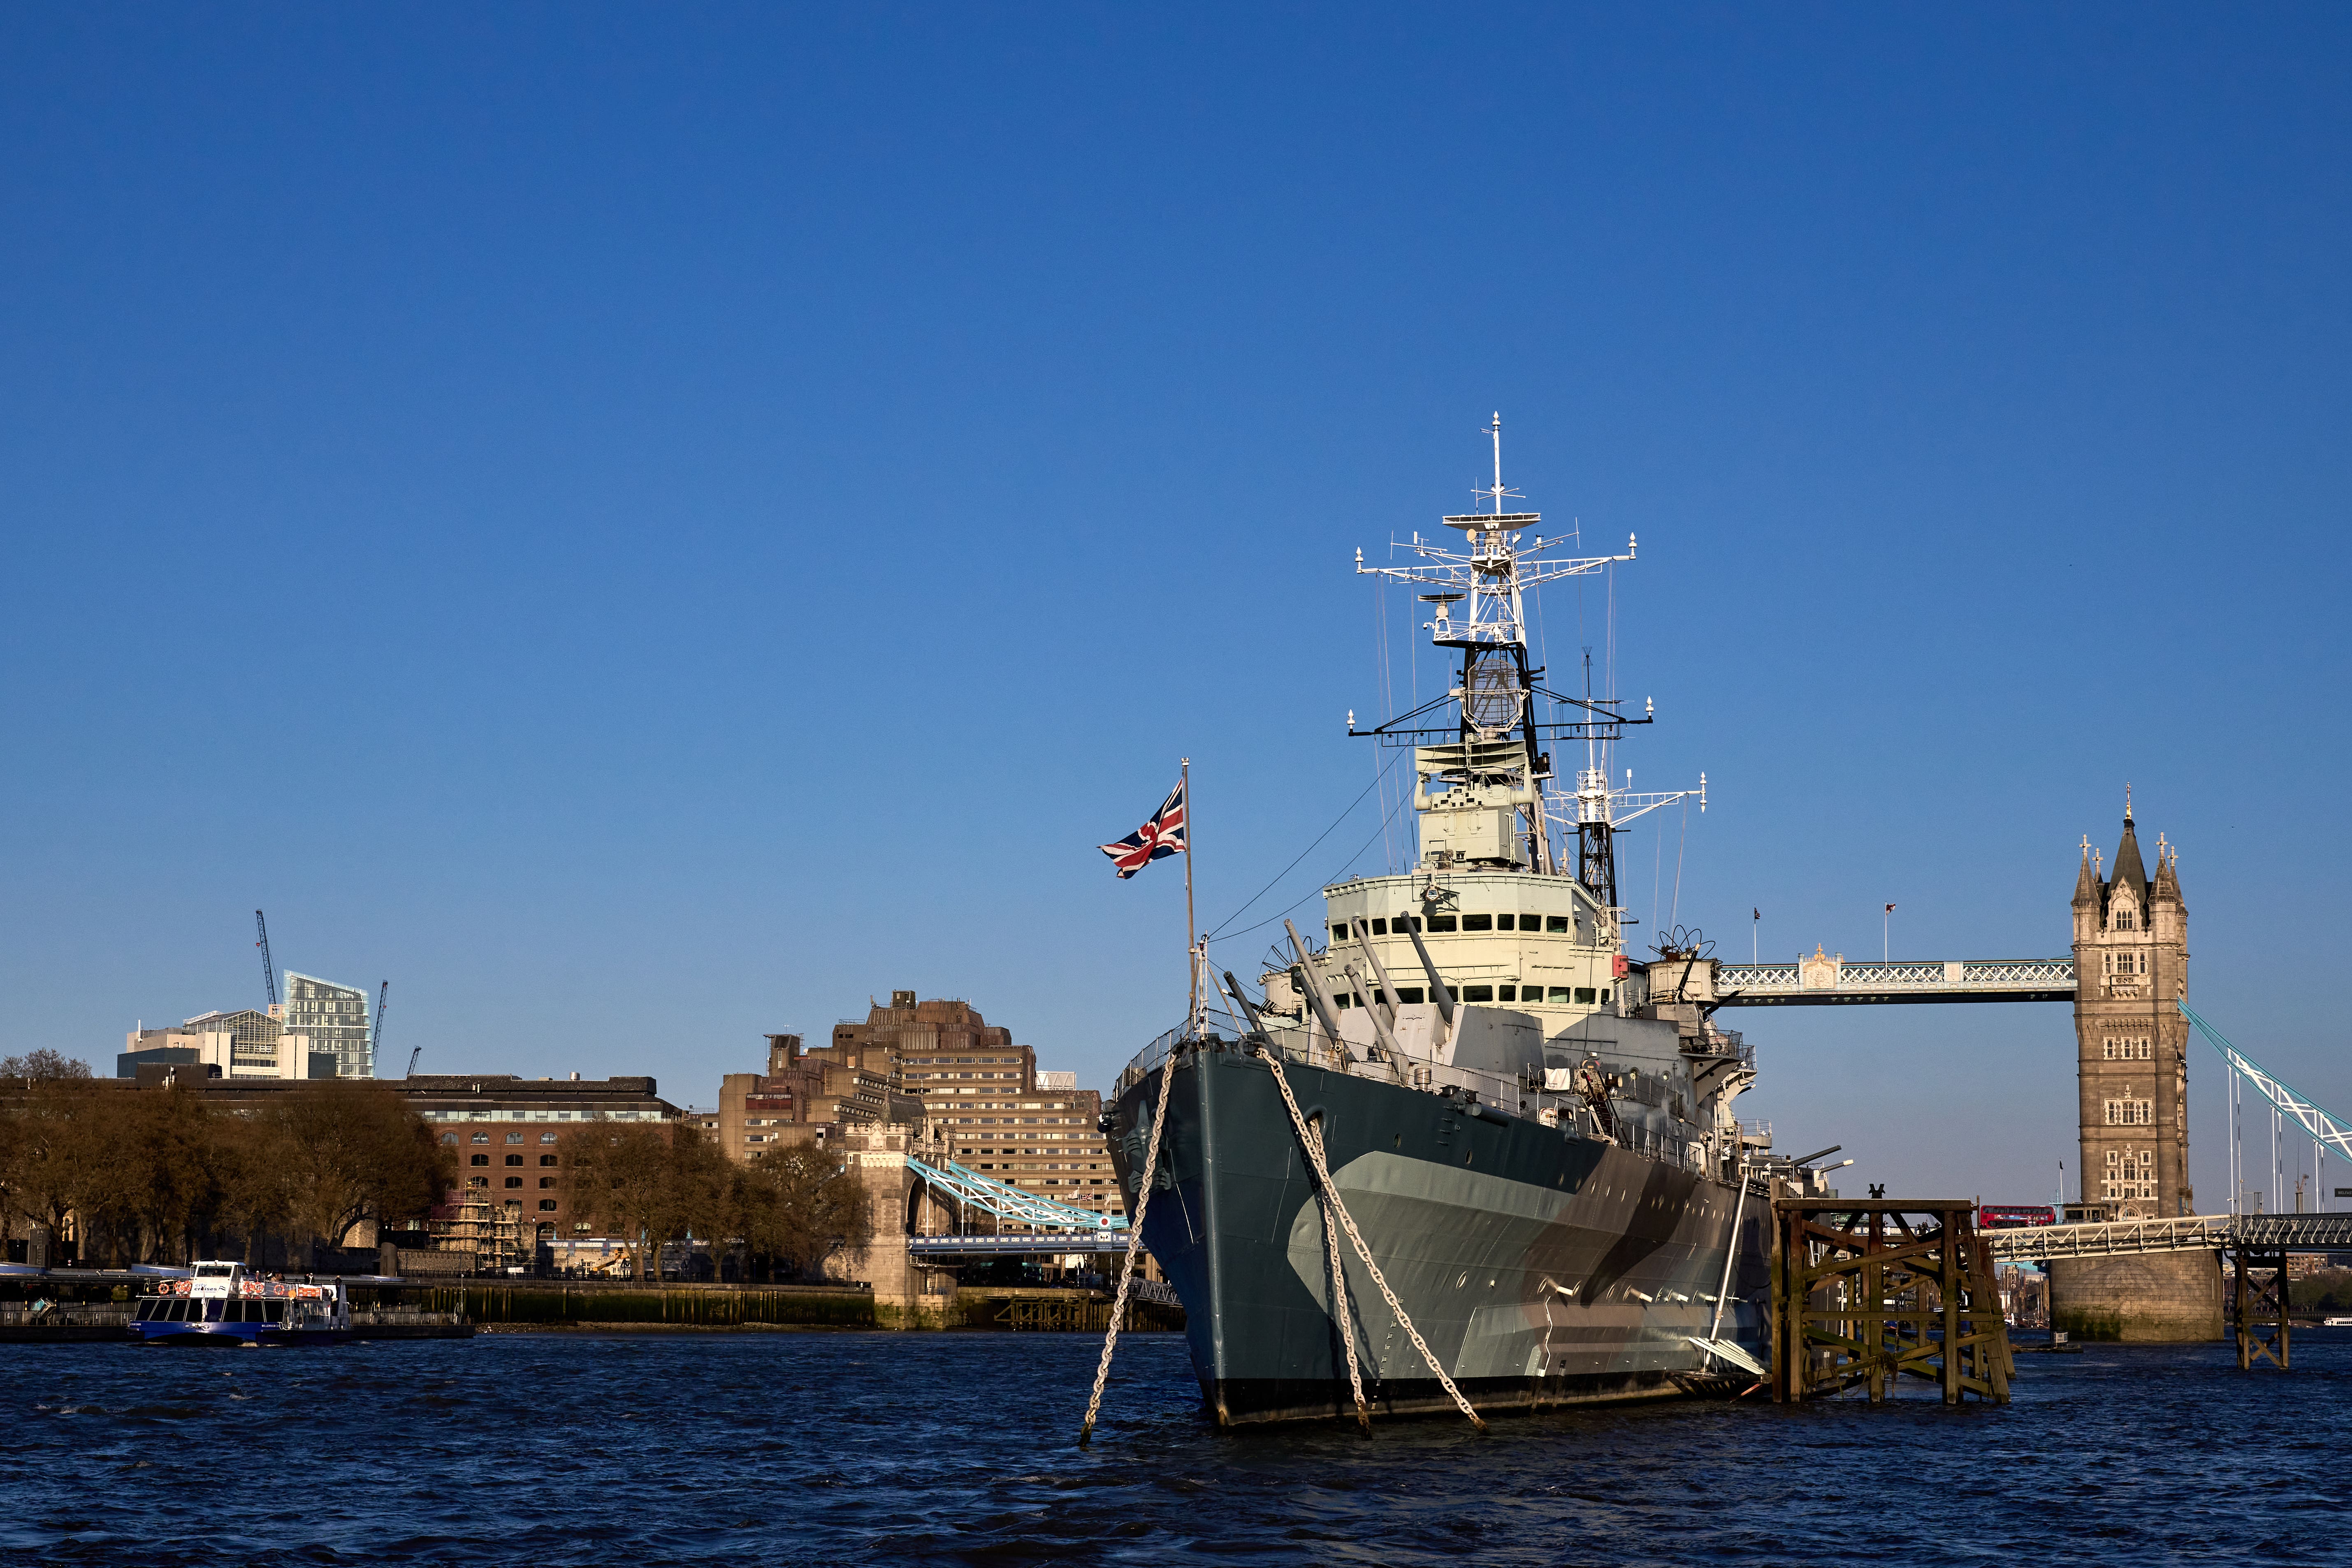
[0,1056,449,1268]
[557,1124,871,1282]
[0,1051,874,1280]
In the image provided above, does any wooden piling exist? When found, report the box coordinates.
[1770,1198,2013,1405]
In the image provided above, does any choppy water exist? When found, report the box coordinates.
[5,1329,2349,1565]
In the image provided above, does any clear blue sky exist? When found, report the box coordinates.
[5,6,2347,1211]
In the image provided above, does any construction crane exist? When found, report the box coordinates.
[255,911,278,1006]
[376,981,413,1076]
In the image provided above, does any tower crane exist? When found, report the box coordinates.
[255,911,278,1006]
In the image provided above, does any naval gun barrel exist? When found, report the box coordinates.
[1405,920,1456,1037]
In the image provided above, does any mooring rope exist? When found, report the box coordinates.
[1255,1045,1487,1432]
[1079,1044,1177,1445]
[1305,1114,1371,1432]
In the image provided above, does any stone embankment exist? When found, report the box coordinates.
[402,1280,1183,1334]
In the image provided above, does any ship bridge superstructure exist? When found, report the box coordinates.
[1229,416,1748,1181]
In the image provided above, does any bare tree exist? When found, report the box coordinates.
[561,1124,732,1281]
[0,1049,94,1082]
[264,1081,451,1257]
[3,1080,112,1262]
[731,1143,871,1281]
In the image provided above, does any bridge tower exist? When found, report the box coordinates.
[2053,797,2224,1341]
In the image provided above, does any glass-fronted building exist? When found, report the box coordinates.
[180,1008,285,1074]
[281,972,373,1078]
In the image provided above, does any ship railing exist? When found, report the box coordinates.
[1115,1009,1253,1095]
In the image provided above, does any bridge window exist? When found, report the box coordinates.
[1426,916,1457,933]
[1333,924,1351,942]
[1497,986,1517,1001]
[1395,987,1424,1004]
[1574,988,1596,1004]
[1461,985,1494,1002]
[1463,914,1493,932]
[1547,917,1570,933]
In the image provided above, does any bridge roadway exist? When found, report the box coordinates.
[1986,1212,2352,1264]
[1711,956,2075,1006]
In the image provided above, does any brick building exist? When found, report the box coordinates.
[396,1074,682,1259]
[703,990,1123,1222]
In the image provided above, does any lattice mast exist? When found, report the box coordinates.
[1352,414,1703,907]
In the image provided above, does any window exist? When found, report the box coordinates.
[1334,992,1352,1009]
[1395,987,1424,1004]
[540,1154,558,1167]
[1600,989,1611,1004]
[504,1177,523,1189]
[538,1200,559,1211]
[540,1132,557,1144]
[1547,916,1571,934]
[471,1132,489,1144]
[1497,985,1517,1001]
[1545,987,1570,1003]
[505,1132,523,1144]
[2104,1099,2155,1126]
[468,1176,488,1188]
[470,1154,489,1167]
[1398,916,1422,932]
[1462,985,1494,1002]
[441,1133,458,1146]
[1463,914,1493,932]
[1427,915,1456,933]
[1333,924,1351,942]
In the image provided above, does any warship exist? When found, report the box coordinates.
[1107,418,1795,1428]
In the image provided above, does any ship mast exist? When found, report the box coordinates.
[1352,415,1703,913]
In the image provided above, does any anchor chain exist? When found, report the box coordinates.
[1255,1045,1487,1432]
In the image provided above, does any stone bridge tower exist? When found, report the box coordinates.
[2071,803,2189,1219]
[2053,797,2222,1341]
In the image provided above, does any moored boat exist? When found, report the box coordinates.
[132,1261,352,1347]
[1108,418,1798,1427]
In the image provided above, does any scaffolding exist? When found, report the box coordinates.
[424,1194,535,1273]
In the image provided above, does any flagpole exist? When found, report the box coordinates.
[1182,757,1198,1036]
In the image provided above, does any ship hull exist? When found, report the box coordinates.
[1109,1039,1770,1427]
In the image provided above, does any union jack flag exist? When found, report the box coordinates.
[1098,781,1186,879]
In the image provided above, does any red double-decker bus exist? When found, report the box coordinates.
[1979,1204,2056,1229]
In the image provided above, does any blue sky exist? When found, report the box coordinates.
[4,6,2347,1210]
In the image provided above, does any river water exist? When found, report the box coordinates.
[6,1329,2348,1564]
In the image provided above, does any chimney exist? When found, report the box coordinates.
[569,1071,581,1082]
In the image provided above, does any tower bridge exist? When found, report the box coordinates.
[1643,800,2347,1343]
[1697,956,2076,1006]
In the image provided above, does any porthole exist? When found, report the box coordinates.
[1456,1272,1468,1289]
